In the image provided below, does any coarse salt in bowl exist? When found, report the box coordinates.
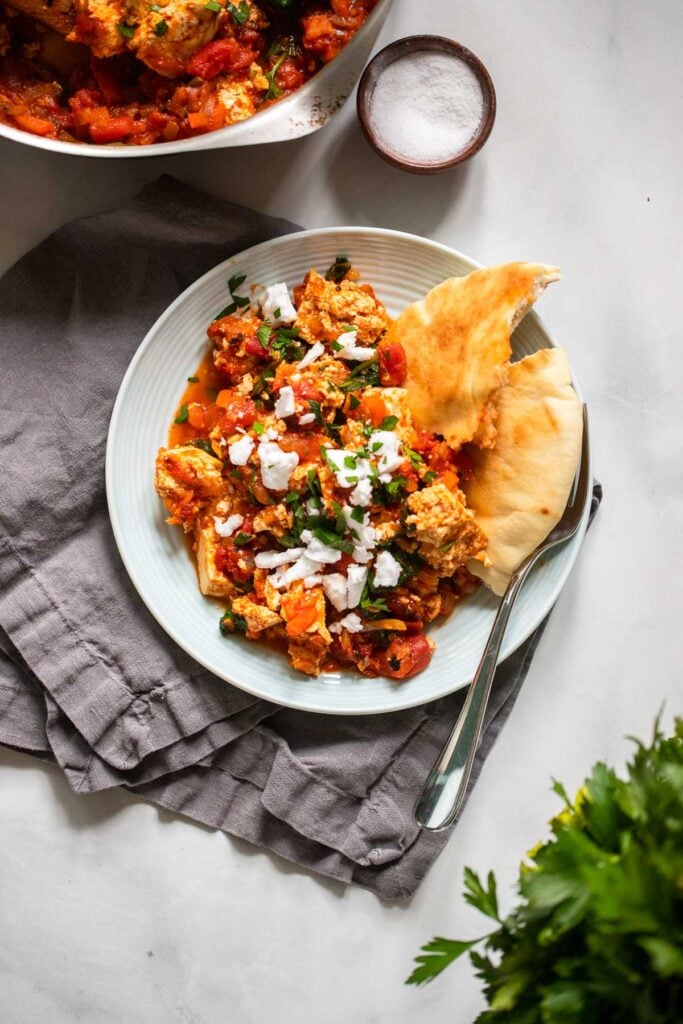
[357,35,497,174]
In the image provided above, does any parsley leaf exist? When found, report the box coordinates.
[406,938,481,987]
[226,0,248,23]
[154,18,168,35]
[174,404,188,424]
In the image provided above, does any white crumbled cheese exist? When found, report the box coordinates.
[298,341,325,369]
[255,548,304,569]
[284,553,325,585]
[303,574,324,589]
[369,431,403,476]
[274,385,296,419]
[350,477,373,507]
[260,282,297,326]
[268,569,288,589]
[304,536,343,564]
[263,427,279,441]
[346,564,368,609]
[322,573,348,612]
[352,546,374,564]
[258,440,299,491]
[298,412,316,426]
[373,550,403,588]
[228,434,255,466]
[329,613,364,635]
[343,506,377,551]
[213,514,244,538]
[334,329,377,362]
[325,448,373,490]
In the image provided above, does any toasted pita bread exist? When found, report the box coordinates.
[389,263,560,449]
[462,347,582,595]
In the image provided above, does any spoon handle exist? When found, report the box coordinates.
[414,561,532,831]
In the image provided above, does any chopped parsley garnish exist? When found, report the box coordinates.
[273,307,281,319]
[339,360,380,392]
[263,35,297,99]
[205,387,218,401]
[331,500,346,535]
[149,3,162,10]
[252,422,265,435]
[214,273,250,320]
[348,394,361,410]
[219,607,247,635]
[325,255,352,284]
[284,491,299,504]
[331,340,343,352]
[174,404,188,424]
[312,527,353,554]
[404,447,424,469]
[187,375,200,383]
[190,438,219,458]
[271,326,304,363]
[154,18,168,35]
[226,0,249,24]
[252,362,276,398]
[257,324,272,349]
[204,0,222,9]
[117,22,136,37]
[350,506,365,523]
[309,400,324,425]
[343,455,357,469]
[234,532,254,548]
[379,415,399,431]
[384,475,407,499]
[423,470,438,484]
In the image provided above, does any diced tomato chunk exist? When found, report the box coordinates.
[186,39,256,80]
[215,391,257,429]
[215,543,252,583]
[376,340,407,387]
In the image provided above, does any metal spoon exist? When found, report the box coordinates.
[414,405,590,831]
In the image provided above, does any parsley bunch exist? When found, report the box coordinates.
[407,718,683,1023]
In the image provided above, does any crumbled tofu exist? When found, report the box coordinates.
[252,504,294,538]
[155,445,224,527]
[132,0,220,78]
[232,596,282,636]
[406,482,489,576]
[295,269,391,346]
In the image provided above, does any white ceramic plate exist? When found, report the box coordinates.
[107,227,590,715]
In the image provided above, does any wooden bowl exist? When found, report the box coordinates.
[356,35,497,174]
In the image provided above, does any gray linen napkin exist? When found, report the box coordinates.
[0,177,601,899]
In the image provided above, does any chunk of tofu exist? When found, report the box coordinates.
[194,516,234,597]
[131,0,219,77]
[69,0,129,57]
[287,634,329,677]
[215,65,268,125]
[155,445,224,527]
[231,596,281,637]
[295,269,391,346]
[253,504,293,538]
[406,482,489,576]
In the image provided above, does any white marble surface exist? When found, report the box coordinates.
[1,1,682,1021]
